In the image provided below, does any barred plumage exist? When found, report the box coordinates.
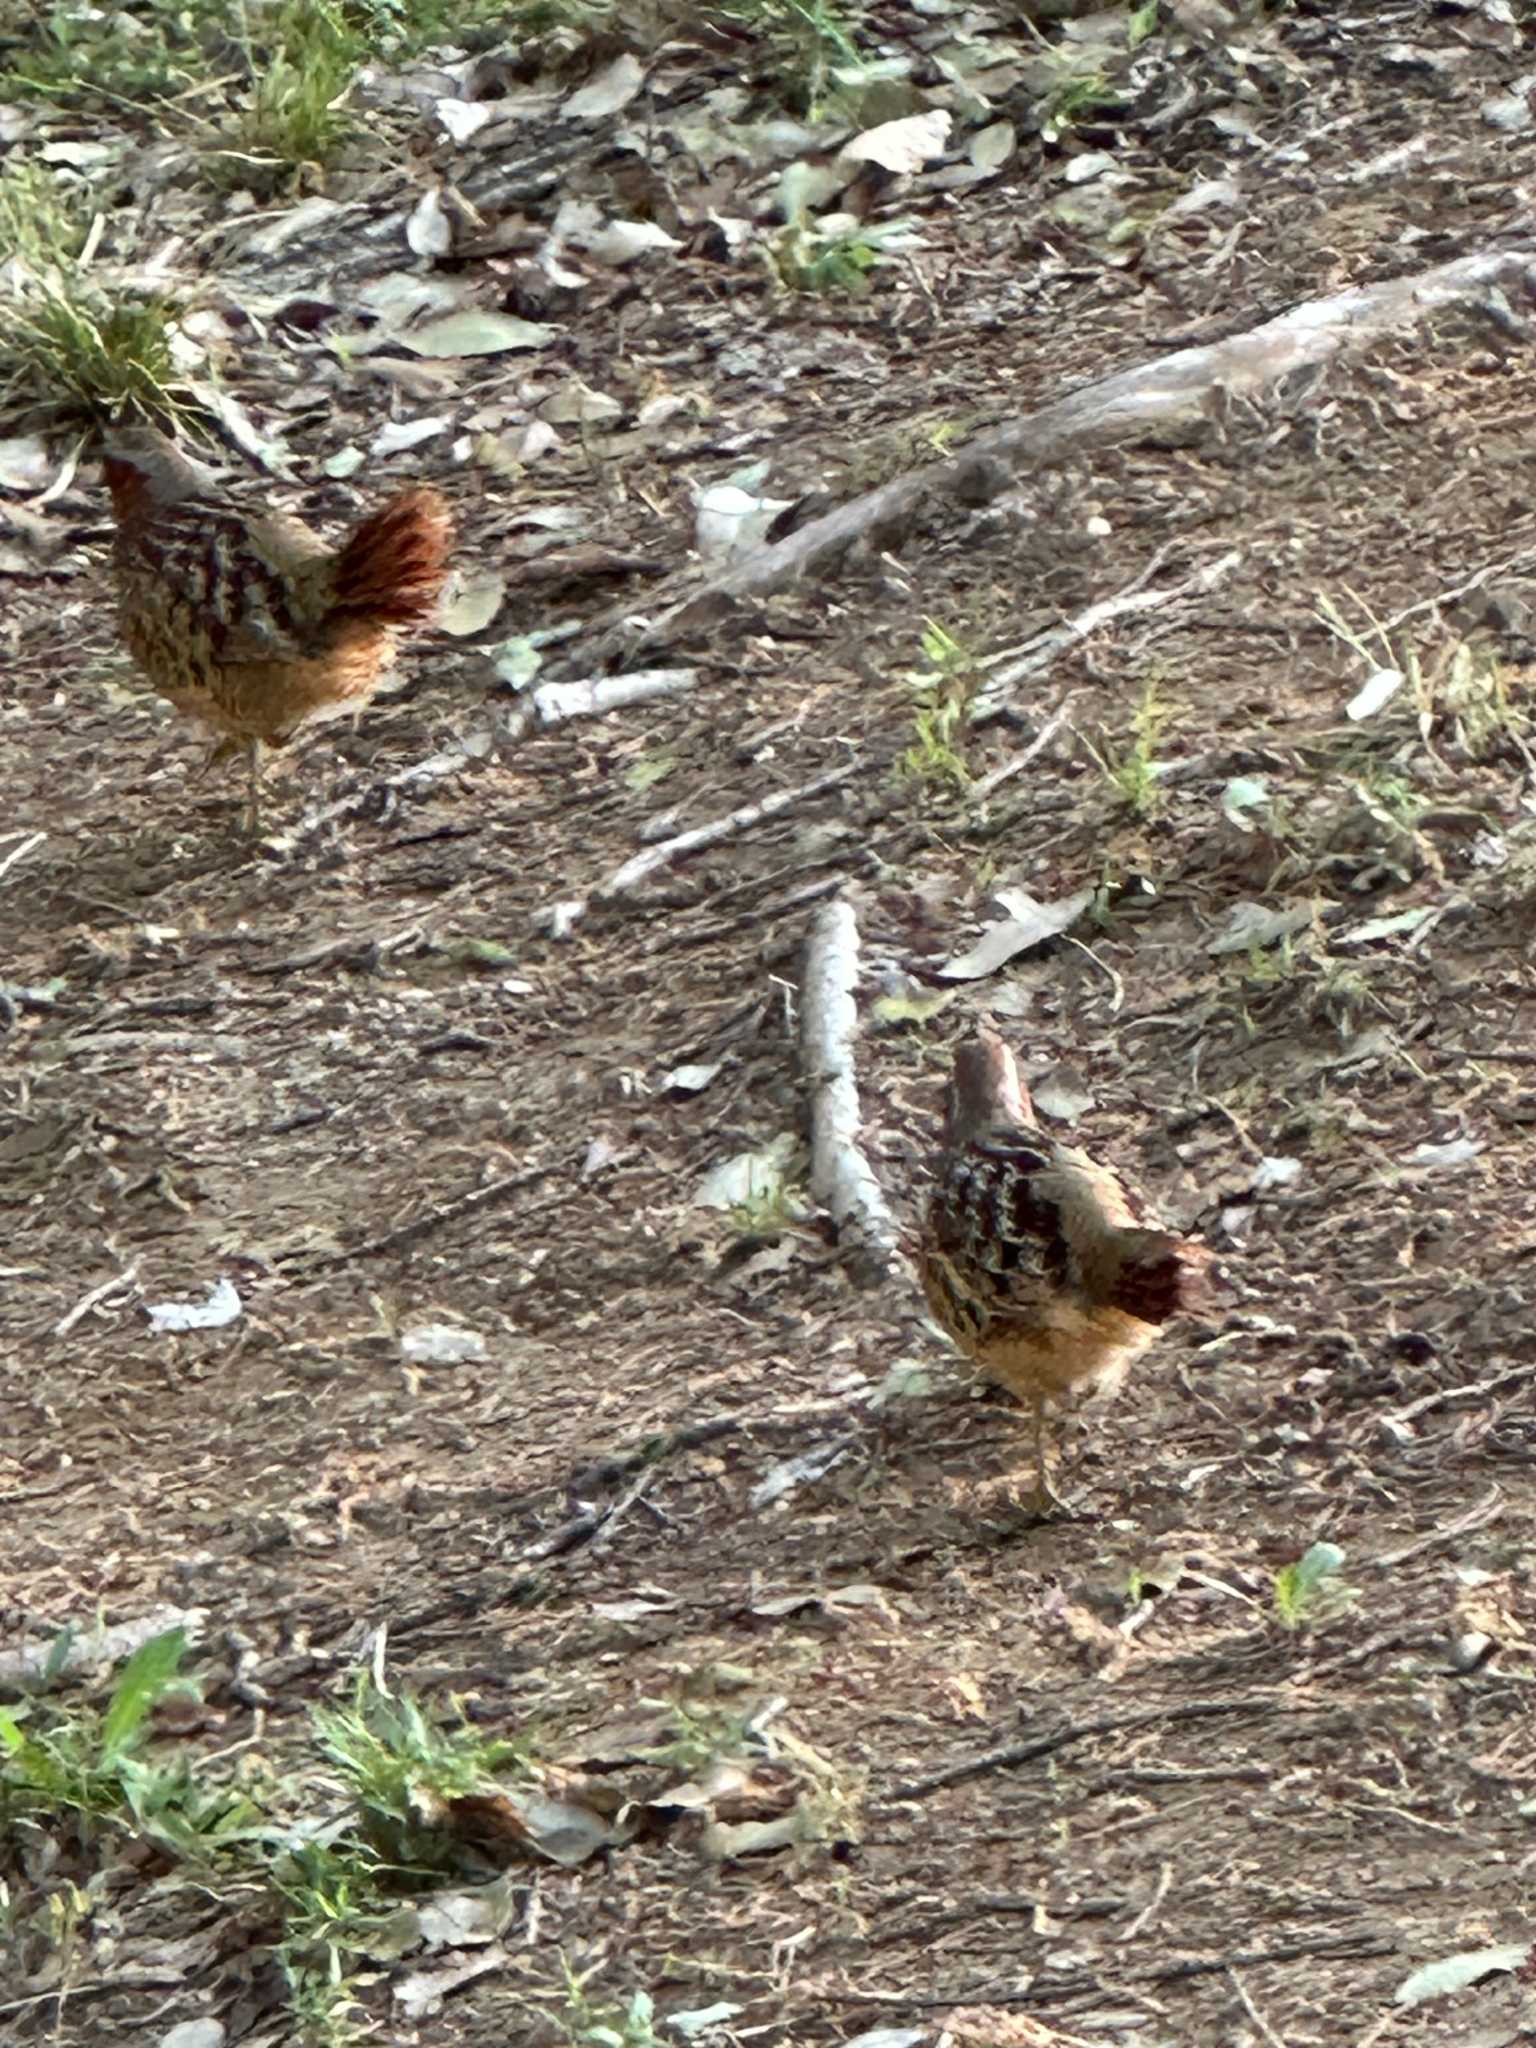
[920,1028,1211,1510]
[102,427,452,828]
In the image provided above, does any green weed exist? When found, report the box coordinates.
[896,617,980,793]
[1087,678,1173,816]
[1273,1542,1359,1631]
[0,271,190,429]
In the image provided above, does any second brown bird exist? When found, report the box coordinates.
[102,426,452,829]
[920,1028,1211,1510]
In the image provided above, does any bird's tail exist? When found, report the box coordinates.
[331,487,452,624]
[1108,1229,1213,1325]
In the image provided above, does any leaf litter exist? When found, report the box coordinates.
[7,0,1536,2043]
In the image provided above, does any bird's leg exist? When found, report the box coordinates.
[1031,1395,1067,1512]
[243,738,263,835]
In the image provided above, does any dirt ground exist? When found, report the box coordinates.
[7,1,1536,2043]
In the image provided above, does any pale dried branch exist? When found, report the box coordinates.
[572,250,1536,661]
[801,896,901,1283]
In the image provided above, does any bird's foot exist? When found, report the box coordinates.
[975,1471,1082,1532]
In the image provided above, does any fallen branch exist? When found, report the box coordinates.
[801,896,902,1284]
[571,249,1536,661]
[500,666,698,743]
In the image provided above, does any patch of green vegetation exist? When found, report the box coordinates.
[0,0,231,106]
[558,1963,665,2048]
[312,1669,537,1869]
[716,0,864,116]
[1,1639,544,2048]
[0,270,189,431]
[199,0,363,197]
[1,1628,192,1831]
[1086,677,1173,817]
[1426,636,1531,762]
[896,617,980,794]
[0,161,89,269]
[769,163,922,295]
[1273,1542,1359,1632]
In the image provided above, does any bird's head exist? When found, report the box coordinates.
[942,1027,1035,1149]
[100,423,220,515]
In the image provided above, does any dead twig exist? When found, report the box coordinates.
[973,551,1242,718]
[289,1166,554,1270]
[545,761,859,933]
[882,1696,1287,1803]
[1229,1968,1291,2048]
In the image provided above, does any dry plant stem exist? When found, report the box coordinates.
[575,249,1536,658]
[801,896,902,1281]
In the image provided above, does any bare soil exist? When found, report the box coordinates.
[6,3,1536,2044]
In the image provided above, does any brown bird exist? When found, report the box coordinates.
[101,425,452,829]
[920,1027,1212,1511]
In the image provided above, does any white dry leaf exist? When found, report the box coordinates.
[394,1947,511,2021]
[147,1277,242,1334]
[583,219,682,265]
[538,379,623,425]
[659,1062,721,1095]
[158,2022,226,2048]
[404,310,556,357]
[969,119,1015,171]
[839,2031,928,2048]
[415,1880,519,1948]
[1031,1066,1094,1123]
[438,572,506,637]
[840,107,952,173]
[668,2005,745,2039]
[1064,149,1118,184]
[371,416,451,455]
[937,887,1093,981]
[435,97,496,145]
[1337,906,1439,947]
[1345,665,1404,720]
[1395,1944,1532,2008]
[399,1324,486,1365]
[701,1812,806,1858]
[750,1442,849,1510]
[563,52,644,119]
[1168,176,1241,216]
[323,445,367,478]
[38,139,115,168]
[517,419,562,462]
[405,187,452,258]
[0,435,53,492]
[239,194,343,257]
[636,393,692,432]
[1207,900,1318,955]
[696,1133,797,1210]
[693,481,792,565]
[1221,775,1270,831]
[513,1791,614,1865]
[357,271,463,328]
[1251,1156,1303,1192]
[1405,1138,1483,1172]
